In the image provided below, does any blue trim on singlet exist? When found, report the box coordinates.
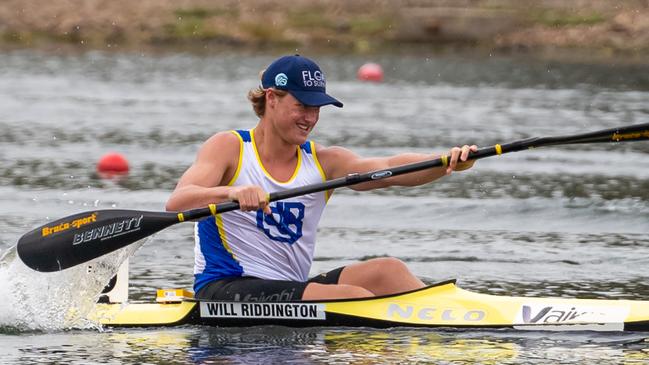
[237,129,309,153]
[236,129,251,142]
[194,217,244,293]
[299,141,312,154]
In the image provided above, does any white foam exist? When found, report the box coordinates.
[0,241,144,331]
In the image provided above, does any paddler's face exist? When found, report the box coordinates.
[268,90,320,144]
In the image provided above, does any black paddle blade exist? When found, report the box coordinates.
[16,209,179,272]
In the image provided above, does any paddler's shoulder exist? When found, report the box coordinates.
[313,143,355,158]
[197,131,243,159]
[312,143,360,177]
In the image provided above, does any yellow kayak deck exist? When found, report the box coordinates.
[89,280,649,331]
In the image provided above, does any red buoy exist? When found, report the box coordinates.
[97,152,129,178]
[357,63,384,82]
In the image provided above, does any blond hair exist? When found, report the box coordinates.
[247,68,288,118]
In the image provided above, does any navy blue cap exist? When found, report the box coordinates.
[261,55,343,108]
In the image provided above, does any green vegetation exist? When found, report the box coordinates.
[286,9,392,38]
[174,7,239,19]
[1,1,645,56]
[1,29,86,46]
[287,8,336,30]
[164,8,222,41]
[175,8,211,19]
[530,9,607,27]
[2,31,25,44]
[164,19,212,40]
[163,6,243,42]
[349,16,392,36]
[239,22,299,47]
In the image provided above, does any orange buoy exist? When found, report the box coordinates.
[97,152,129,178]
[357,63,384,82]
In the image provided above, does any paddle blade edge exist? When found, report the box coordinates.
[16,209,179,272]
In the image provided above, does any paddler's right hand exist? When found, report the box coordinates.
[228,185,271,214]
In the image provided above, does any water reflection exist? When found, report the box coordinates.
[316,330,519,364]
[7,326,647,364]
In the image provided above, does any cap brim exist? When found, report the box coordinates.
[290,90,343,108]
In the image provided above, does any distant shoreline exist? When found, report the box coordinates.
[2,1,648,61]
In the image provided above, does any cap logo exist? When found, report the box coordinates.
[302,70,325,88]
[275,73,288,87]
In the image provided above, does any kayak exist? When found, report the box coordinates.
[89,279,649,331]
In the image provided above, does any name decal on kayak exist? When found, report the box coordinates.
[516,304,629,325]
[42,213,97,237]
[200,302,326,320]
[387,304,486,322]
[72,215,144,245]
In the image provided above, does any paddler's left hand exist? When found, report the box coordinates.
[446,144,478,174]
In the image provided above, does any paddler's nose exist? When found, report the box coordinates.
[304,106,319,124]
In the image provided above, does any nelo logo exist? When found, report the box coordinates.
[387,303,486,322]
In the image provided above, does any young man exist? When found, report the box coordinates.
[166,55,477,301]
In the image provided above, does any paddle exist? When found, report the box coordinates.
[16,122,649,272]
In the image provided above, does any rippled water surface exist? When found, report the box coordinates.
[1,50,648,364]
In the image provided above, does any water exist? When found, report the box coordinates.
[1,49,648,363]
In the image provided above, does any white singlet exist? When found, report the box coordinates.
[193,129,329,293]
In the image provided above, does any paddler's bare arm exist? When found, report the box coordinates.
[316,144,478,191]
[165,132,270,213]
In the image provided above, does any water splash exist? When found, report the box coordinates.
[0,241,144,332]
